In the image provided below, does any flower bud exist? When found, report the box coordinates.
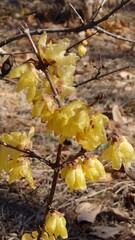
[77,44,87,56]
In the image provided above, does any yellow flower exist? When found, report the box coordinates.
[76,113,108,151]
[0,128,35,188]
[38,32,79,66]
[10,63,40,102]
[2,127,34,150]
[22,231,38,240]
[82,156,106,182]
[0,145,10,174]
[32,94,56,122]
[47,100,92,143]
[45,211,68,239]
[8,157,36,189]
[61,162,86,192]
[42,232,55,240]
[102,136,135,170]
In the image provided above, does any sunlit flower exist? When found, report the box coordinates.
[8,157,36,189]
[47,100,92,143]
[82,156,106,181]
[76,113,108,151]
[0,128,35,188]
[61,162,86,192]
[102,136,135,170]
[38,32,79,65]
[10,63,40,102]
[45,211,68,239]
[22,231,38,240]
[32,94,56,122]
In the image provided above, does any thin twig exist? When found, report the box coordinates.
[20,23,40,59]
[69,3,84,25]
[95,25,135,44]
[0,51,34,57]
[94,0,131,26]
[0,0,132,48]
[61,148,86,168]
[67,31,98,52]
[0,140,52,167]
[91,0,107,22]
[46,144,63,208]
[74,65,130,88]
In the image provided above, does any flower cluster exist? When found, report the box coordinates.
[102,136,135,170]
[22,211,67,240]
[10,32,79,123]
[47,99,108,149]
[0,127,35,189]
[61,156,106,191]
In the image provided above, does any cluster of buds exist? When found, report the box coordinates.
[77,40,88,56]
[0,127,35,189]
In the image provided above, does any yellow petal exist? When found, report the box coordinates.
[55,217,68,239]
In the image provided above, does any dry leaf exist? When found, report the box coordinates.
[91,225,124,239]
[119,71,134,80]
[124,159,135,181]
[112,105,126,124]
[111,207,130,221]
[75,202,102,223]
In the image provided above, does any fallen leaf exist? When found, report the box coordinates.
[75,202,102,223]
[124,159,135,181]
[112,105,126,124]
[119,71,134,80]
[91,225,124,239]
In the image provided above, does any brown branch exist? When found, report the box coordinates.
[0,0,132,48]
[37,144,62,240]
[95,26,135,44]
[94,0,131,26]
[0,51,33,57]
[91,0,107,22]
[67,31,98,52]
[61,148,86,168]
[20,24,41,60]
[74,65,130,88]
[46,144,62,208]
[0,140,52,167]
[69,3,84,25]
